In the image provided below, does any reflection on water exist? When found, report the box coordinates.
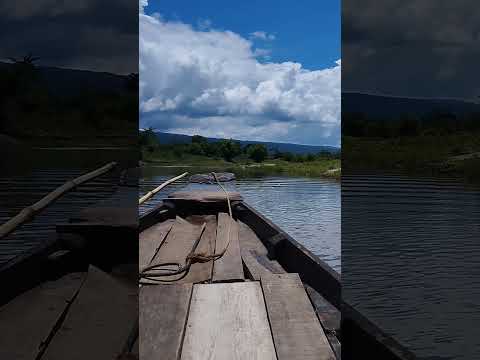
[342,174,480,359]
[140,167,341,272]
[0,149,135,270]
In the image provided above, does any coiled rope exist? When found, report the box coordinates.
[139,172,233,284]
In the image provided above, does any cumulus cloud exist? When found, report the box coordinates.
[250,31,276,41]
[343,0,479,99]
[140,10,340,146]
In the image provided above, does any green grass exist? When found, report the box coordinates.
[141,149,341,179]
[343,131,480,180]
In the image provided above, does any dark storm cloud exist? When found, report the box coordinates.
[0,0,138,74]
[342,0,480,99]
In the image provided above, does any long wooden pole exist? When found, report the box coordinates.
[0,161,117,239]
[138,172,188,205]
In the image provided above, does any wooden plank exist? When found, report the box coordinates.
[0,272,85,359]
[145,216,204,283]
[150,216,203,268]
[238,220,269,255]
[304,285,341,359]
[181,282,277,360]
[168,191,242,202]
[242,249,284,281]
[42,266,137,360]
[304,284,340,332]
[212,214,244,282]
[261,273,336,360]
[178,215,216,284]
[139,219,174,272]
[140,284,193,360]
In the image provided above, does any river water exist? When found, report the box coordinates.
[139,166,341,272]
[343,173,480,359]
[0,149,135,270]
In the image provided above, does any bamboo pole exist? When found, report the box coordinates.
[139,172,188,205]
[0,161,118,239]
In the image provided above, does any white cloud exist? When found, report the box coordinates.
[140,11,341,146]
[250,31,276,41]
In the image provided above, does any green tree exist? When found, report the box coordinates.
[218,139,242,162]
[247,144,268,163]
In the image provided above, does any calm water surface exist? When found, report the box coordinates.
[343,174,480,360]
[0,150,134,269]
[140,166,341,272]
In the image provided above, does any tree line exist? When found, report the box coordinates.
[140,129,339,163]
[342,111,480,138]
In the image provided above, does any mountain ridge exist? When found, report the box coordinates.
[151,131,340,154]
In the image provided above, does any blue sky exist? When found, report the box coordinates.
[140,0,341,146]
[145,0,340,70]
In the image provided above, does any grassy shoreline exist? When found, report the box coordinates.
[141,152,341,179]
[343,132,480,181]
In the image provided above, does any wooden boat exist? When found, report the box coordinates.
[139,182,417,360]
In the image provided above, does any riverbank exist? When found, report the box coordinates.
[141,153,341,179]
[343,132,480,181]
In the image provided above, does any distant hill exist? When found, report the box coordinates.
[343,92,480,118]
[0,62,130,97]
[152,131,340,154]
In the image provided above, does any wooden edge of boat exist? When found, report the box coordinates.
[139,196,418,360]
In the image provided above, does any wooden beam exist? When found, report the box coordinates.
[140,284,193,360]
[42,266,137,360]
[0,272,85,359]
[181,282,276,360]
[261,273,336,360]
[139,172,188,205]
[139,219,174,272]
[145,216,204,283]
[0,162,117,239]
[212,214,244,282]
[242,249,284,281]
[179,215,216,283]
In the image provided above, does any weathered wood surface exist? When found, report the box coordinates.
[150,217,202,268]
[69,186,138,227]
[238,220,269,255]
[242,249,284,280]
[305,284,341,359]
[261,273,335,360]
[0,272,85,359]
[139,219,174,272]
[145,216,204,283]
[168,191,242,203]
[181,282,277,360]
[238,221,284,280]
[179,215,216,283]
[140,284,192,360]
[304,284,340,332]
[42,266,137,360]
[212,213,244,282]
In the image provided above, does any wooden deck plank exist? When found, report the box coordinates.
[181,282,277,360]
[261,273,336,360]
[238,220,269,255]
[150,216,203,268]
[42,266,137,360]
[139,219,174,272]
[0,272,85,359]
[305,285,341,359]
[212,214,244,282]
[168,191,242,202]
[140,284,193,360]
[178,215,216,284]
[242,249,284,280]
